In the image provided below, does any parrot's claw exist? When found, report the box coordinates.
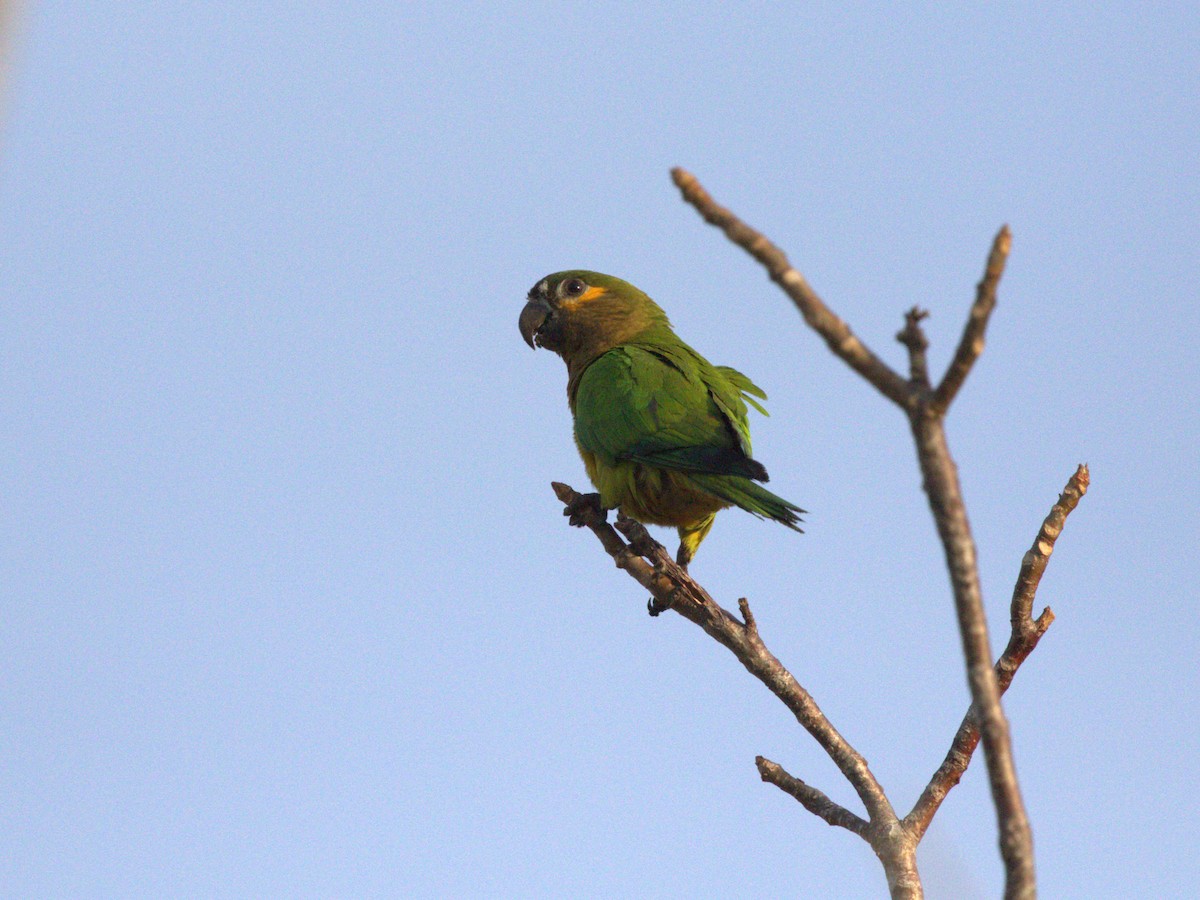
[647,590,679,617]
[563,491,604,527]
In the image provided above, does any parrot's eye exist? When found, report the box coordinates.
[562,278,587,298]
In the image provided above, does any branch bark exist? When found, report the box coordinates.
[548,462,1086,900]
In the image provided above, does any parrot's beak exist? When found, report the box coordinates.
[519,296,551,349]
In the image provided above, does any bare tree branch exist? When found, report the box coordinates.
[551,482,889,817]
[673,168,1040,898]
[544,170,1086,897]
[930,226,1011,416]
[549,481,923,897]
[1006,463,1090,643]
[671,167,912,409]
[902,326,1035,897]
[756,755,869,836]
[906,464,1090,839]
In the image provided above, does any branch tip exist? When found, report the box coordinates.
[1011,465,1090,625]
[1075,463,1090,492]
[929,226,1012,414]
[737,597,763,640]
[898,307,932,388]
[995,224,1013,258]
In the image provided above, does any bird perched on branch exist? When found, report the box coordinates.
[519,270,803,567]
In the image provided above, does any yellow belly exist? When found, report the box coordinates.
[577,446,727,528]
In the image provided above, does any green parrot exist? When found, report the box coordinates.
[519,270,803,567]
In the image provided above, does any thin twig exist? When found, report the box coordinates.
[551,481,923,897]
[672,167,912,410]
[930,226,1011,416]
[906,465,1089,839]
[897,307,933,392]
[895,309,1031,864]
[756,756,869,836]
[1007,464,1090,636]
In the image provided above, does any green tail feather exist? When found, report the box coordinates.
[689,473,805,531]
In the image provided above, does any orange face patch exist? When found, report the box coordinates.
[561,285,608,308]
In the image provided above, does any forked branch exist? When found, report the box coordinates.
[671,167,912,409]
[756,755,869,837]
[671,168,1058,899]
[906,464,1090,838]
[541,170,1087,898]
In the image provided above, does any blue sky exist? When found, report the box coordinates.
[2,3,1197,897]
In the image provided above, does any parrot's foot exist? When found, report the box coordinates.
[563,491,604,527]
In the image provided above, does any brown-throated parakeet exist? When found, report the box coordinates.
[519,270,803,567]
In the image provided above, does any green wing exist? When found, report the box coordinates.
[574,343,768,481]
[716,365,768,417]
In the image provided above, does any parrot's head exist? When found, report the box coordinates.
[519,270,670,363]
